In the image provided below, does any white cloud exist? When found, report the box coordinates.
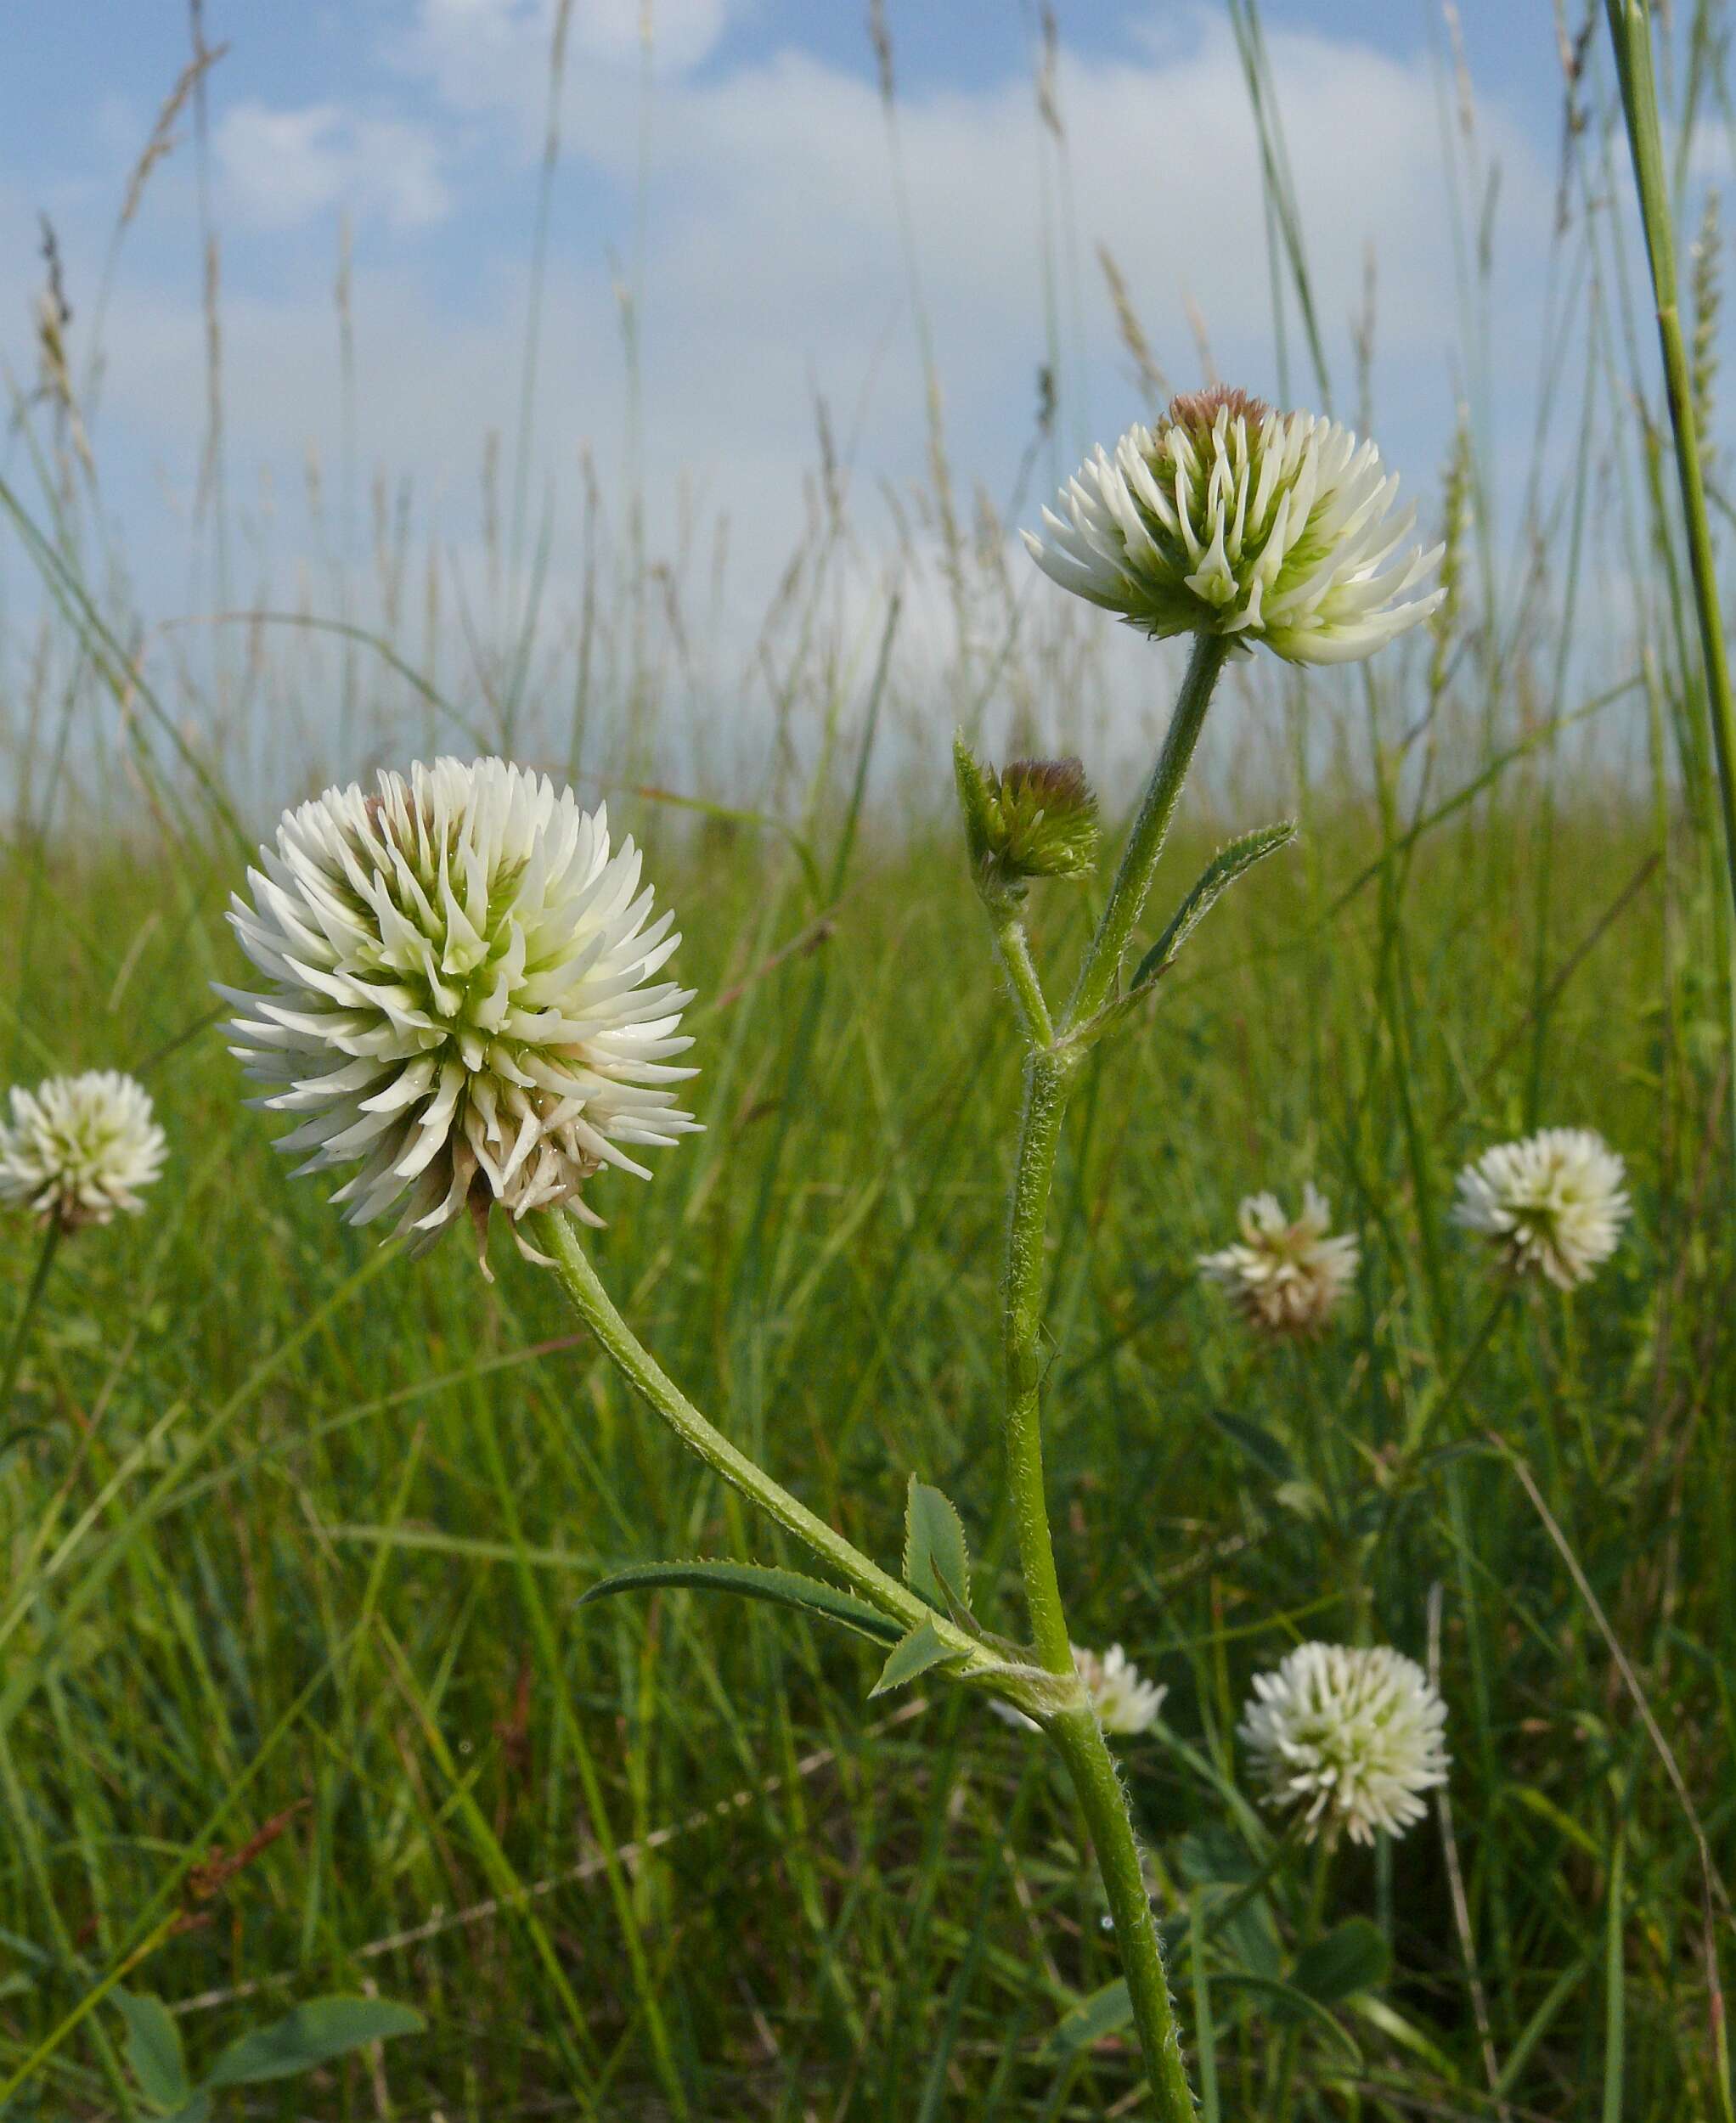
[6,4,1571,777]
[397,0,739,138]
[215,101,449,230]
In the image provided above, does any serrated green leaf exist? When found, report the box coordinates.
[165,2094,212,2123]
[1049,1977,1133,2054]
[1130,820,1299,991]
[578,1559,904,1646]
[202,1998,423,2090]
[1291,1918,1391,2006]
[903,1478,972,1610]
[870,1618,969,1698]
[113,1989,190,2111]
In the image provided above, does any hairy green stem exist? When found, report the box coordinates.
[993,912,1056,1047]
[996,640,1231,2117]
[1605,0,1736,1116]
[1066,633,1233,1032]
[0,1220,60,1417]
[1050,1709,1198,2120]
[534,1209,933,1636]
[1002,1048,1074,1675]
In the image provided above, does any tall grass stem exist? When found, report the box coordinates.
[1605,0,1736,1106]
[0,1220,59,1417]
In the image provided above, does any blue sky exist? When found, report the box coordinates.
[0,1,1640,729]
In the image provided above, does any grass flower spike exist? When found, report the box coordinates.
[1452,1127,1628,1289]
[1198,1183,1359,1337]
[0,1071,166,1230]
[1240,1642,1449,1846]
[223,757,699,1268]
[1025,386,1443,663]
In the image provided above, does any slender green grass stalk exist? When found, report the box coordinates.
[1605,0,1736,1114]
[0,1219,59,1416]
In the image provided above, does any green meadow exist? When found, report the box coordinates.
[3,1,1736,2116]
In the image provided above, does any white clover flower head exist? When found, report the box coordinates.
[1024,386,1444,664]
[992,1642,1166,1738]
[0,1070,166,1232]
[1239,1642,1448,1847]
[1074,1643,1168,1737]
[1198,1183,1359,1338]
[1451,1127,1628,1291]
[223,757,700,1273]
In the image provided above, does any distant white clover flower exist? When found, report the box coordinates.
[1198,1184,1359,1338]
[994,1642,1167,1737]
[1024,386,1443,664]
[1451,1127,1628,1290]
[1240,1642,1448,1847]
[0,1071,166,1231]
[223,757,700,1270]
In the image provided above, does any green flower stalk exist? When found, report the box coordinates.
[972,388,1446,2115]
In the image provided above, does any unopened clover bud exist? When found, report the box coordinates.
[953,736,1099,906]
[995,758,1101,881]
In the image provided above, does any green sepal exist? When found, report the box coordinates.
[952,733,1000,874]
[579,1559,905,1646]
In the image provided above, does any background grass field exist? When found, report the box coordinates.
[3,2,1736,2116]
